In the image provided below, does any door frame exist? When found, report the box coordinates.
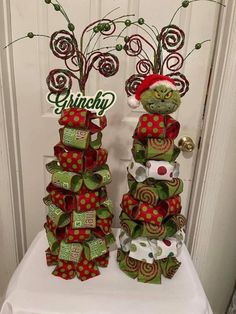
[0,0,232,282]
[0,0,27,272]
[186,0,235,263]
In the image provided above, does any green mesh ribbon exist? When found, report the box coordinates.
[130,178,183,203]
[46,228,59,255]
[132,139,146,164]
[120,211,186,240]
[155,178,183,200]
[83,165,112,190]
[127,173,138,192]
[84,238,108,260]
[146,138,180,162]
[105,232,116,247]
[46,160,62,174]
[117,249,181,283]
[52,171,83,192]
[132,138,180,163]
[61,127,90,150]
[58,241,83,263]
[48,203,70,227]
[46,161,111,192]
[90,132,103,149]
[131,182,159,206]
[97,199,113,219]
[72,210,96,229]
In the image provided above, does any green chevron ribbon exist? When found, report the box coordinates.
[72,210,96,229]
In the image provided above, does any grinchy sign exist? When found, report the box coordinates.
[47,89,117,116]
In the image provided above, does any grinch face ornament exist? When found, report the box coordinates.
[128,74,181,115]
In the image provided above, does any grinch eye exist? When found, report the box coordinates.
[165,91,173,99]
[154,91,161,98]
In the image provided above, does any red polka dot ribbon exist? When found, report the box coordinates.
[59,108,107,134]
[133,114,180,142]
[54,143,108,173]
[121,193,181,226]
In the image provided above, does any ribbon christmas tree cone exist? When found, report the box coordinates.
[44,108,116,281]
[42,57,118,280]
[117,74,187,284]
[112,1,225,282]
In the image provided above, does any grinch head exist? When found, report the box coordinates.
[128,74,181,115]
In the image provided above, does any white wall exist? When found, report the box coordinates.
[187,2,236,313]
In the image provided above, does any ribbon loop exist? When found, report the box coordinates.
[60,127,91,150]
[72,210,96,229]
[84,238,108,260]
[58,241,83,263]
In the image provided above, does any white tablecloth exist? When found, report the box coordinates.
[1,229,212,314]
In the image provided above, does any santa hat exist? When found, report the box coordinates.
[128,74,176,109]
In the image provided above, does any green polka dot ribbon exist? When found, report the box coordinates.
[45,228,59,255]
[83,165,112,190]
[84,238,108,260]
[48,202,70,227]
[60,127,90,150]
[72,210,96,229]
[96,199,113,219]
[58,241,83,263]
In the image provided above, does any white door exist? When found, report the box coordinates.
[9,0,220,246]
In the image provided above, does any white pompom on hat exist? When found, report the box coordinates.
[128,74,176,108]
